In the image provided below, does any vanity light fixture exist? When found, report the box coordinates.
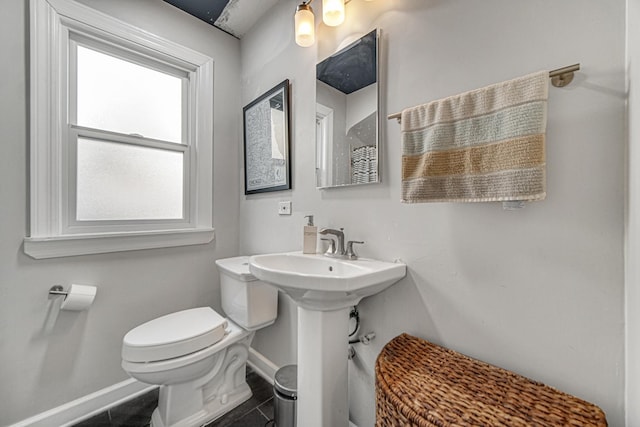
[295,2,316,47]
[294,0,348,47]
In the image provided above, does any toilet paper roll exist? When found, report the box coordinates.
[60,284,97,311]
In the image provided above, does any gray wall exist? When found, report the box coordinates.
[316,80,350,186]
[626,0,640,424]
[0,1,241,424]
[1,0,631,425]
[240,1,626,425]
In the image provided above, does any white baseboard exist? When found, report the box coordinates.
[9,378,156,427]
[11,349,358,427]
[12,348,276,427]
[247,346,278,384]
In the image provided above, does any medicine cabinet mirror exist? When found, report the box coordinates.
[315,29,379,188]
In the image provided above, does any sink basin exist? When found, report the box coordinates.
[249,252,406,311]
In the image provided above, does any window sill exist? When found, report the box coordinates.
[23,228,215,259]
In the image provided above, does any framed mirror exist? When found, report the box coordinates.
[315,29,379,188]
[243,80,291,195]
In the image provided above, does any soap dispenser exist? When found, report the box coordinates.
[303,215,317,254]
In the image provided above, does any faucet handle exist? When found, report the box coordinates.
[345,241,364,260]
[321,237,337,255]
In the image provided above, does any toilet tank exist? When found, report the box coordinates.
[215,256,278,330]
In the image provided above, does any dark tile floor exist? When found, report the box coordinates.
[72,368,274,427]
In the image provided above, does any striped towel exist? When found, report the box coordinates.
[401,71,549,203]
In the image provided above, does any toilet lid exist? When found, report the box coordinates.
[122,307,228,363]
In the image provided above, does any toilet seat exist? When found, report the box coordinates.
[121,318,251,375]
[122,307,228,363]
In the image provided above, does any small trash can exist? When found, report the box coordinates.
[273,364,297,427]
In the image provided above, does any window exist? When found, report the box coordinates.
[26,0,214,258]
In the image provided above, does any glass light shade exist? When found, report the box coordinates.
[295,4,315,47]
[322,0,345,26]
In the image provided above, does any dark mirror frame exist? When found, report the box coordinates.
[243,79,291,195]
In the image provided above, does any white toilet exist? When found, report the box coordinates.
[121,256,278,427]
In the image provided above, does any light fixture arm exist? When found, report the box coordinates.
[300,0,352,8]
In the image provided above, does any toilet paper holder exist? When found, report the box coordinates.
[48,285,68,299]
[48,284,97,311]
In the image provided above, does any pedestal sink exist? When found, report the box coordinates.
[249,252,406,427]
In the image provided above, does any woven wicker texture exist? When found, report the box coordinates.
[375,334,607,427]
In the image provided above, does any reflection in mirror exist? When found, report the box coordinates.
[316,29,379,188]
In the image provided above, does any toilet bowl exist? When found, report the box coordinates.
[121,256,278,427]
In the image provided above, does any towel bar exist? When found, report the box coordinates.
[388,63,580,122]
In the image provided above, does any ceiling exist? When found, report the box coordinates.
[317,30,377,94]
[163,0,278,38]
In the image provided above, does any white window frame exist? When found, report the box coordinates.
[25,0,214,259]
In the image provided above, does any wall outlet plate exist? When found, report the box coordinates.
[278,201,292,215]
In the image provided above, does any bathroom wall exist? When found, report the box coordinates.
[346,84,376,131]
[240,0,626,425]
[317,81,349,185]
[0,1,241,424]
[626,0,640,424]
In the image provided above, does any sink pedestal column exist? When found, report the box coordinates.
[296,305,350,427]
[248,252,407,426]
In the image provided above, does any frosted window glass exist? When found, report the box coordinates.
[76,45,183,143]
[76,138,184,221]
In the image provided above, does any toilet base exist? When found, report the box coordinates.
[150,382,252,427]
[147,331,255,427]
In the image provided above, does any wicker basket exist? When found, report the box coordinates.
[375,333,607,426]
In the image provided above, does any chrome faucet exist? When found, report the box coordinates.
[318,228,365,259]
[319,228,345,258]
